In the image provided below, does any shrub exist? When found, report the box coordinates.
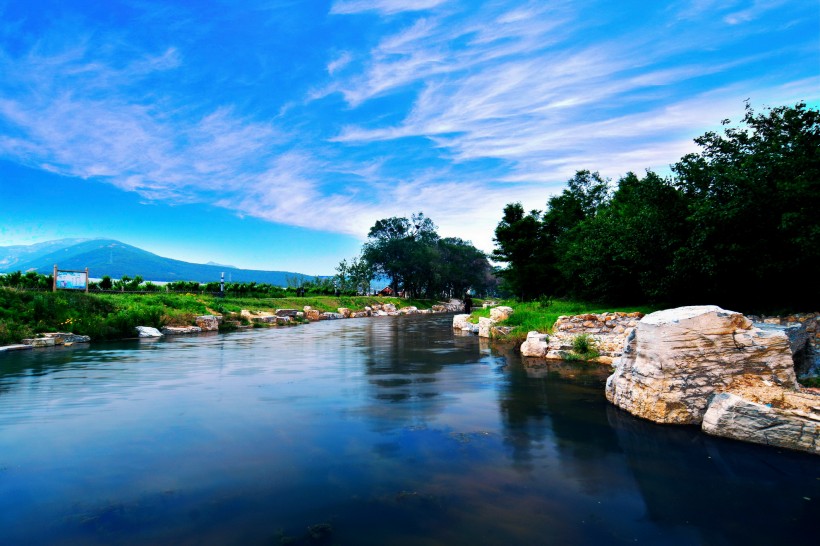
[568,333,599,361]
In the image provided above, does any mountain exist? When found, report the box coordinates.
[0,238,92,271]
[0,239,313,285]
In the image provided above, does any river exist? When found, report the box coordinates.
[0,314,817,545]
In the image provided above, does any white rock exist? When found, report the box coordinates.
[606,305,797,425]
[703,392,820,455]
[490,306,514,322]
[520,331,548,357]
[478,317,495,338]
[135,326,163,338]
[452,314,471,330]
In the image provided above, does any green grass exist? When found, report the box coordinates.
[469,299,660,341]
[0,288,441,346]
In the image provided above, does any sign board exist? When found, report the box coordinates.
[53,266,89,292]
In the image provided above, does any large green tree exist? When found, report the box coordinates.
[362,213,493,298]
[672,102,820,309]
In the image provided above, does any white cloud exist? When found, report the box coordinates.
[331,0,448,16]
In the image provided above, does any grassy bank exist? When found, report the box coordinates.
[0,288,438,346]
[470,299,660,341]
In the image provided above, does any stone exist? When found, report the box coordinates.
[0,344,34,352]
[489,306,514,322]
[161,326,202,335]
[135,326,163,338]
[702,392,820,455]
[195,315,220,331]
[22,337,56,348]
[42,332,91,344]
[520,331,548,357]
[606,305,798,425]
[478,317,495,338]
[452,314,471,330]
[275,309,299,318]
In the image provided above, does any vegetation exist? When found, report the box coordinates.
[492,102,820,313]
[0,287,438,346]
[566,333,599,362]
[346,212,496,299]
[469,298,658,341]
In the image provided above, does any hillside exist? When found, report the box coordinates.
[0,239,313,285]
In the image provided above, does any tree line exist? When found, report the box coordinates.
[492,102,819,312]
[0,271,342,298]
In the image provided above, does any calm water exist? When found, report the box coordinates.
[0,314,817,545]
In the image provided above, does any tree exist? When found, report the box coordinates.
[361,212,493,298]
[100,275,113,290]
[672,102,820,309]
[557,171,688,303]
[492,203,548,300]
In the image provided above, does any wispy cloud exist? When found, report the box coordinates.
[0,0,817,256]
[331,0,448,15]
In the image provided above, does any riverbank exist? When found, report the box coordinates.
[464,299,658,345]
[0,288,448,347]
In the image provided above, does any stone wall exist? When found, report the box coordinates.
[545,312,643,364]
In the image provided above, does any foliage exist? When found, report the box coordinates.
[491,102,820,312]
[360,212,495,298]
[0,288,440,345]
[568,333,599,361]
[0,270,53,290]
[470,299,658,340]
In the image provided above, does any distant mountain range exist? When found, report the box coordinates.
[0,238,313,285]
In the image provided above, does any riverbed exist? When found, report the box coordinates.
[0,314,817,545]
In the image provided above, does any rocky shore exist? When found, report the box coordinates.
[3,300,466,345]
[459,304,820,455]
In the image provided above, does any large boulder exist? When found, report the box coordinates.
[489,306,514,322]
[606,305,798,425]
[520,331,548,357]
[452,314,471,330]
[478,317,495,338]
[703,392,820,455]
[135,326,163,338]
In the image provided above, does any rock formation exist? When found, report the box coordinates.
[195,315,221,331]
[136,326,163,338]
[520,331,548,358]
[606,305,820,455]
[702,392,820,455]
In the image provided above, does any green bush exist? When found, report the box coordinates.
[569,333,599,361]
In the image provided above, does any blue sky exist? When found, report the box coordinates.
[0,0,817,275]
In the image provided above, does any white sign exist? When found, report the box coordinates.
[56,270,87,290]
